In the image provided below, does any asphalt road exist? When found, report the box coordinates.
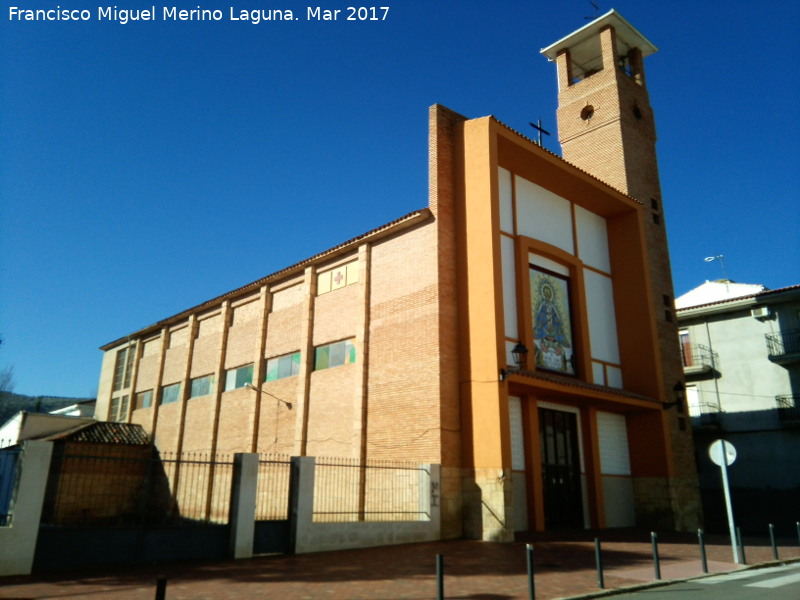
[599,562,800,599]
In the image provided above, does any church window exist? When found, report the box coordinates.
[265,352,301,381]
[314,339,356,370]
[112,346,135,391]
[109,395,129,422]
[135,390,153,410]
[225,363,254,390]
[190,374,214,398]
[161,383,181,405]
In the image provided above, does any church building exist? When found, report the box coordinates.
[96,10,702,540]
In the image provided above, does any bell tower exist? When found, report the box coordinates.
[541,9,659,200]
[542,11,701,531]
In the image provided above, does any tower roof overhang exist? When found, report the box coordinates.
[540,9,657,77]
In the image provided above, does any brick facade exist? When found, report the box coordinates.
[97,11,701,540]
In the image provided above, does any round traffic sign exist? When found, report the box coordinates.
[709,439,737,466]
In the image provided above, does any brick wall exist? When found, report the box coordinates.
[256,376,298,454]
[367,224,442,463]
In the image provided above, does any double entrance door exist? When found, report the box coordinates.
[539,408,583,529]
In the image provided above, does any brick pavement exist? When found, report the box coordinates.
[1,530,799,600]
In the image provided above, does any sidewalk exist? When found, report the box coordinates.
[1,530,798,600]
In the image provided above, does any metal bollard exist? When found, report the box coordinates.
[651,531,661,580]
[155,578,167,600]
[736,527,747,565]
[526,544,535,600]
[769,524,779,560]
[698,529,708,574]
[595,538,605,589]
[436,554,444,600]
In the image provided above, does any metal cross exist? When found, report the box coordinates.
[529,119,551,147]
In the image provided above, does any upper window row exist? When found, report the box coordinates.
[131,340,356,409]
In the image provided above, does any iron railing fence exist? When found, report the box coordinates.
[256,454,291,520]
[312,457,430,523]
[160,451,234,525]
[766,329,800,359]
[688,402,722,426]
[0,444,22,526]
[776,395,800,424]
[681,343,719,371]
[39,446,235,528]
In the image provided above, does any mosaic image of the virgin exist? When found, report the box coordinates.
[532,273,574,374]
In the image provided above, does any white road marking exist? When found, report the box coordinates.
[746,569,800,589]
[698,563,800,585]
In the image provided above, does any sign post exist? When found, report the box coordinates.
[709,439,739,564]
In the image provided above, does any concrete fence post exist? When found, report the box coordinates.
[0,441,54,576]
[229,453,259,559]
[288,456,315,554]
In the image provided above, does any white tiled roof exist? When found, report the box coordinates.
[675,280,766,310]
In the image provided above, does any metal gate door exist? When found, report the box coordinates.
[539,408,583,529]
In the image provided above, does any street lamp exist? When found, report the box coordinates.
[244,383,292,409]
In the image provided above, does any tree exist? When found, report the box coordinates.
[0,364,15,393]
[0,335,14,393]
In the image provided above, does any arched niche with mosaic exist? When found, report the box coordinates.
[530,266,575,375]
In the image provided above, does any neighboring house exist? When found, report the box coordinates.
[0,393,95,428]
[676,280,800,532]
[0,411,124,530]
[36,421,155,527]
[49,400,96,418]
[0,412,95,449]
[94,10,701,541]
[0,412,97,524]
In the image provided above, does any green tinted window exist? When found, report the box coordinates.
[314,339,356,370]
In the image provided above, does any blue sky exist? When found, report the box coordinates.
[2,1,798,398]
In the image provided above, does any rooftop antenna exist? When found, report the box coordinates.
[585,1,600,20]
[529,119,551,147]
[704,255,730,290]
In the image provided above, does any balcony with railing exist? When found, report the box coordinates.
[688,402,722,428]
[766,329,800,366]
[776,395,800,426]
[681,343,719,377]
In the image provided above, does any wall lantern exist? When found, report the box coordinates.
[663,382,685,411]
[500,342,529,382]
